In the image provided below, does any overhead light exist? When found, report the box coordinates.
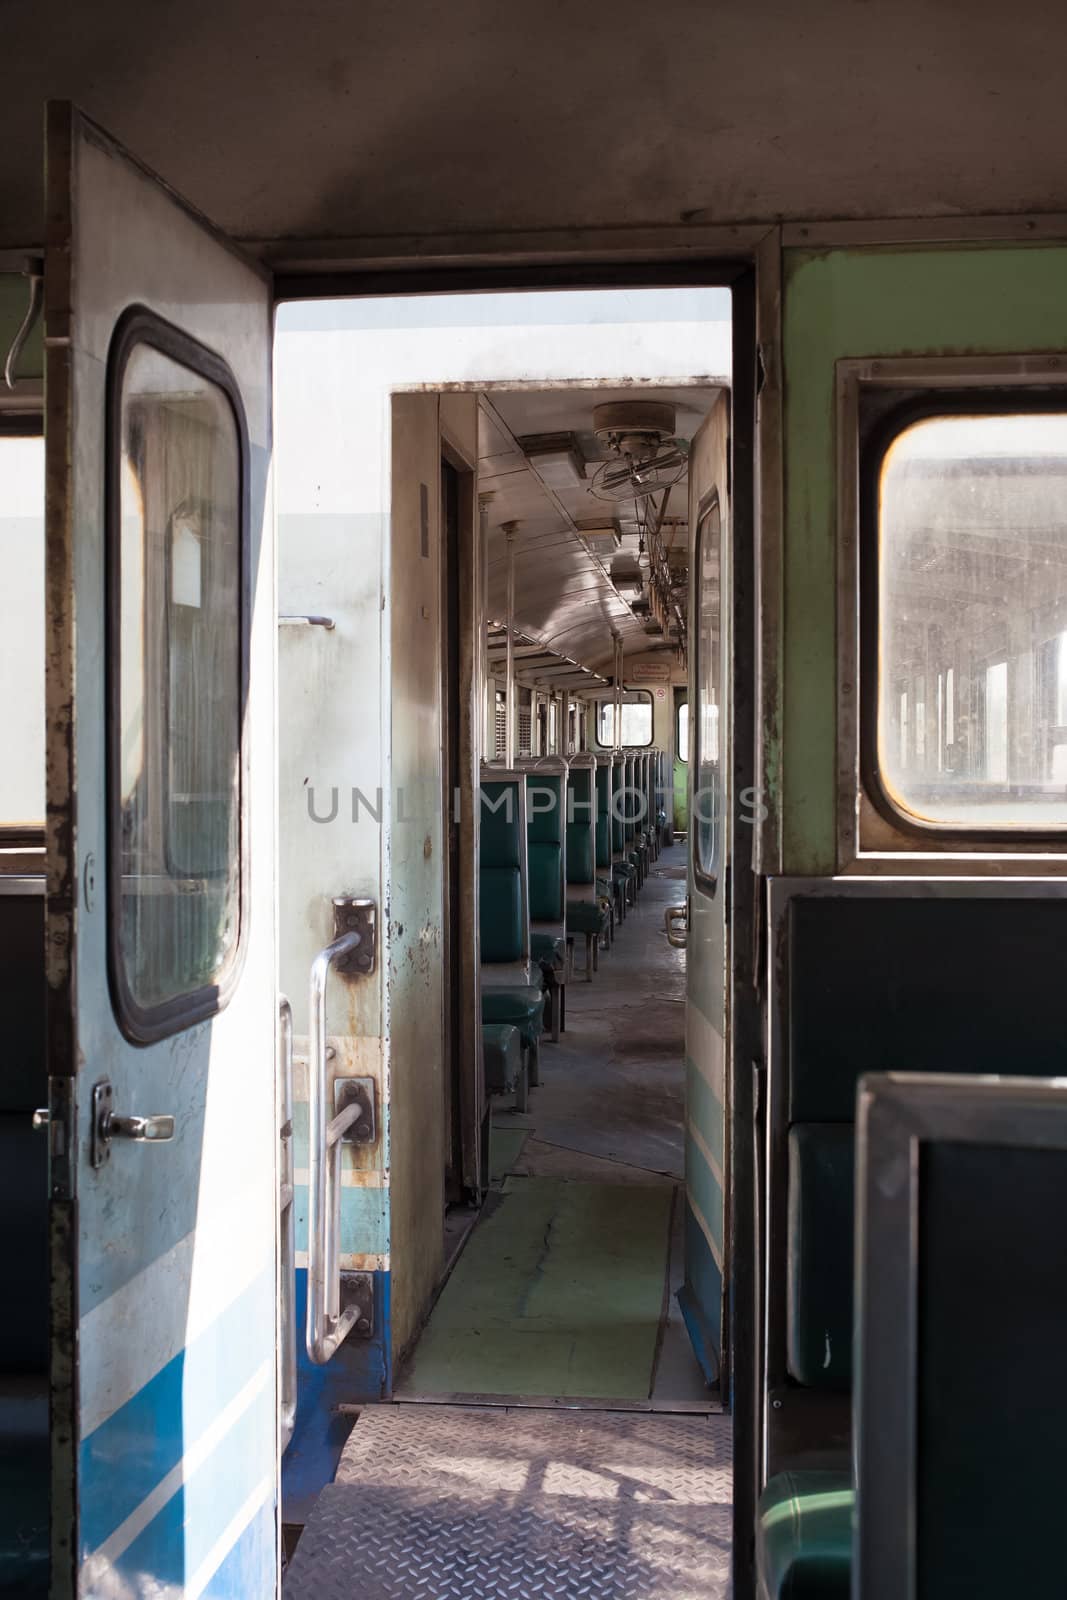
[574,517,622,555]
[518,431,586,490]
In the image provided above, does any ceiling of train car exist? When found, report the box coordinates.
[479,385,717,677]
[2,0,1066,250]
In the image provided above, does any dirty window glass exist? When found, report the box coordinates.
[112,340,243,1029]
[878,413,1067,830]
[0,434,45,831]
[596,691,652,747]
[693,500,721,888]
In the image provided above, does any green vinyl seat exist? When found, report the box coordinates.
[756,1471,853,1600]
[566,899,606,936]
[481,984,545,1035]
[566,896,610,981]
[531,931,565,968]
[482,1022,526,1111]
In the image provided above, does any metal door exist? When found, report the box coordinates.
[44,105,278,1598]
[678,392,732,1384]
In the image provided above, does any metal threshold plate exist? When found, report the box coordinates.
[283,1403,732,1598]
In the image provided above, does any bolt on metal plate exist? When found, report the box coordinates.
[333,897,376,977]
[340,1271,374,1338]
[334,1077,376,1145]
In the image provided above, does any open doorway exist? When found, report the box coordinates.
[274,286,737,1592]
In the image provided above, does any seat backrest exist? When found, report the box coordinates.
[566,763,596,887]
[622,754,636,843]
[526,773,564,921]
[595,759,612,869]
[854,1073,1067,1600]
[610,757,625,855]
[783,893,1067,1395]
[479,776,527,964]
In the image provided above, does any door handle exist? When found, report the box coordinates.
[108,1113,176,1142]
[90,1078,174,1168]
[665,902,689,949]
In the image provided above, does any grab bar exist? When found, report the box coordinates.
[306,930,366,1364]
[278,995,297,1450]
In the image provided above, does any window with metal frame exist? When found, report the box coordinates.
[677,698,689,764]
[0,424,45,841]
[868,405,1067,836]
[595,690,653,748]
[107,309,248,1043]
[693,498,722,890]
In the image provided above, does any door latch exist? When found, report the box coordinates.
[91,1078,175,1169]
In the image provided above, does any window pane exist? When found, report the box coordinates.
[694,502,721,883]
[878,413,1067,829]
[677,701,689,764]
[596,692,652,747]
[0,436,45,827]
[115,343,242,1017]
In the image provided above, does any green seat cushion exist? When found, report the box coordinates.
[531,932,565,968]
[787,1124,855,1390]
[482,1023,523,1094]
[529,841,563,921]
[480,865,524,964]
[566,900,606,936]
[481,986,545,1045]
[566,822,595,884]
[527,778,564,842]
[481,779,522,866]
[756,1471,853,1599]
[612,861,636,882]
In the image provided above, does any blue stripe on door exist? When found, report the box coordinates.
[198,1493,276,1598]
[80,1262,275,1556]
[93,1377,274,1594]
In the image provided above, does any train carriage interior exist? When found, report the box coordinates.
[5,5,1067,1596]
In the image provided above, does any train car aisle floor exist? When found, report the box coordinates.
[282,844,733,1600]
[398,841,708,1407]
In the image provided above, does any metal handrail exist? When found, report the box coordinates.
[278,995,297,1450]
[306,931,365,1364]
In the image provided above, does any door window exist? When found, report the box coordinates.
[108,317,247,1040]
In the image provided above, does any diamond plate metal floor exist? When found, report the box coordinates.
[283,1404,732,1599]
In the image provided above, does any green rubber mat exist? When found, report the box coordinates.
[488,1123,530,1186]
[400,1179,672,1399]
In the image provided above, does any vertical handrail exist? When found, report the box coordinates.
[278,995,297,1451]
[306,931,365,1364]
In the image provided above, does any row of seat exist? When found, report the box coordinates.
[477,749,669,1113]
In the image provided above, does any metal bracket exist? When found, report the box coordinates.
[333,1077,377,1145]
[339,1271,375,1338]
[91,1079,114,1169]
[332,897,376,977]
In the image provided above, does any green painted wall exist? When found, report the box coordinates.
[782,242,1067,873]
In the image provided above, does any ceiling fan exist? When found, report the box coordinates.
[588,400,689,503]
